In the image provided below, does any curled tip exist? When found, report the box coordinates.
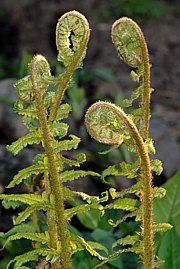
[112,17,144,68]
[56,10,90,66]
[85,101,126,145]
[29,54,51,90]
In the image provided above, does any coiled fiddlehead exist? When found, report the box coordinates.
[49,10,90,121]
[85,17,170,269]
[112,17,150,141]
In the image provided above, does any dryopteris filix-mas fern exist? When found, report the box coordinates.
[85,17,172,269]
[0,11,109,269]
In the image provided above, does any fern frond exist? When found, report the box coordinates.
[7,131,41,155]
[3,232,49,250]
[71,234,107,260]
[60,170,100,183]
[123,85,143,107]
[153,223,172,233]
[106,197,140,211]
[7,164,48,188]
[112,235,140,249]
[108,210,138,227]
[153,187,166,198]
[66,203,104,220]
[102,160,140,181]
[109,181,142,199]
[50,121,69,138]
[54,135,80,153]
[73,190,108,204]
[151,159,163,175]
[14,202,51,225]
[56,103,71,120]
[14,100,37,118]
[0,193,44,206]
[60,153,86,167]
[1,222,35,238]
[95,246,141,268]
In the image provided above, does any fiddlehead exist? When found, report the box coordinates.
[49,10,90,121]
[85,17,170,269]
[112,17,150,141]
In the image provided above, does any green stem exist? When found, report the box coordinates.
[30,56,72,269]
[140,35,151,141]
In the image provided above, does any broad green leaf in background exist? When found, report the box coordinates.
[157,227,180,269]
[153,171,180,234]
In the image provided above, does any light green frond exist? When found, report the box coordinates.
[14,101,37,118]
[151,159,163,175]
[7,164,48,188]
[109,182,142,200]
[14,202,51,225]
[106,197,140,211]
[71,234,107,260]
[7,131,41,155]
[0,222,35,238]
[56,10,90,67]
[112,17,144,68]
[3,232,49,250]
[66,203,104,220]
[123,85,142,107]
[50,121,68,138]
[56,103,71,120]
[112,235,140,249]
[153,187,166,198]
[60,170,100,183]
[73,190,108,204]
[54,135,80,153]
[60,153,86,167]
[14,75,34,102]
[153,223,172,233]
[7,249,39,269]
[108,210,138,227]
[102,160,140,180]
[15,267,31,269]
[0,193,44,206]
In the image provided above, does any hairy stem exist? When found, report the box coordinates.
[30,55,72,269]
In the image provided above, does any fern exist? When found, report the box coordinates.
[85,16,170,269]
[7,131,42,155]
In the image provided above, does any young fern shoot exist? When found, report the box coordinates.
[0,11,108,269]
[85,17,171,269]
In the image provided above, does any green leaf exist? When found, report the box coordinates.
[60,153,86,167]
[151,159,163,176]
[112,235,140,249]
[153,223,173,233]
[157,227,180,269]
[109,181,142,199]
[0,222,35,238]
[3,232,49,250]
[56,103,71,120]
[50,121,69,138]
[7,164,48,188]
[66,204,104,220]
[106,198,140,211]
[60,170,100,183]
[14,202,51,224]
[77,209,100,230]
[71,234,107,260]
[123,86,142,107]
[7,131,42,155]
[153,171,180,234]
[0,193,44,205]
[54,135,80,153]
[102,160,140,181]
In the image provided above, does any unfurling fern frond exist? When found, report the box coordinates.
[6,164,48,188]
[7,130,42,155]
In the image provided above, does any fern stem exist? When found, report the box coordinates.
[30,55,72,269]
[140,39,151,141]
[85,101,154,269]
